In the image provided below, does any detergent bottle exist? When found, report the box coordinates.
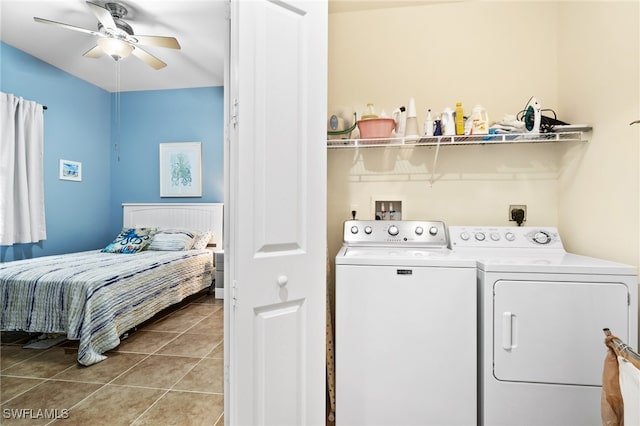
[441,108,455,136]
[470,105,489,135]
[455,102,465,135]
[392,106,406,137]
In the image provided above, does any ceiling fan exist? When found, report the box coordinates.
[34,1,181,70]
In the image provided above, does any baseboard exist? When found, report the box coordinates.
[215,287,224,299]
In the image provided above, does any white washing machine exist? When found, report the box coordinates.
[450,226,639,426]
[335,220,478,426]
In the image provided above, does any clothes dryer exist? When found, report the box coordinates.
[450,226,638,426]
[335,220,477,425]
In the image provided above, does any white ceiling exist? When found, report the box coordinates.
[0,0,228,92]
[0,0,447,93]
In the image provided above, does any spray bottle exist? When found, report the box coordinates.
[424,109,434,136]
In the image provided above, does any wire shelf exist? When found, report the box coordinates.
[326,130,591,149]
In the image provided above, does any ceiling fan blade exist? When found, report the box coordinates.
[83,45,103,58]
[131,47,167,70]
[133,35,181,50]
[86,1,117,30]
[33,17,100,37]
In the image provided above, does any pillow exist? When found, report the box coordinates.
[147,229,197,251]
[102,227,156,254]
[192,230,213,250]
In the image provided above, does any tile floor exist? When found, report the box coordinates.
[0,291,224,426]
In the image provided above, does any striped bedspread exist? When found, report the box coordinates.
[0,249,212,366]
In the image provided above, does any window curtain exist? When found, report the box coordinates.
[0,92,46,245]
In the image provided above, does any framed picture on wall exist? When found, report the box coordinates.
[159,142,202,197]
[59,159,82,182]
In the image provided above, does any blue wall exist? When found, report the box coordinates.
[108,87,224,237]
[1,42,111,261]
[0,42,224,261]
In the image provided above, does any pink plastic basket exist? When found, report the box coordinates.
[357,118,396,139]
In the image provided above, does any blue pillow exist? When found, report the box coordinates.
[102,228,156,254]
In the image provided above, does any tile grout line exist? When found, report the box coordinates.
[41,349,158,426]
[2,298,223,424]
[0,344,67,373]
[128,307,217,425]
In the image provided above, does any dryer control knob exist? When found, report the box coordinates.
[533,231,551,244]
[460,232,470,241]
[505,232,516,241]
[475,232,486,241]
[388,225,399,236]
[415,226,424,235]
[429,226,438,236]
[350,226,359,234]
[490,232,500,241]
[364,226,372,234]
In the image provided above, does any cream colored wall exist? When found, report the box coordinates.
[328,1,562,259]
[556,2,639,267]
[327,1,640,272]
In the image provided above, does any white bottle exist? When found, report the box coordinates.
[424,109,434,136]
[362,103,377,120]
[389,203,395,220]
[470,105,489,135]
[441,107,455,136]
[404,98,420,141]
[392,106,406,137]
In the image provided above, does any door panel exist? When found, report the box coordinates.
[254,299,305,423]
[252,2,307,255]
[227,0,327,424]
[494,280,629,385]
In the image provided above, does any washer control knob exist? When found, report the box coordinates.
[364,226,373,235]
[533,231,551,245]
[505,232,516,241]
[475,232,486,241]
[415,226,424,235]
[429,226,438,236]
[350,226,359,234]
[490,232,500,241]
[460,232,470,241]
[388,225,399,236]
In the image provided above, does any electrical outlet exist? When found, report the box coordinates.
[509,205,527,223]
[350,205,359,220]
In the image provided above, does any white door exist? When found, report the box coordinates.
[225,0,327,424]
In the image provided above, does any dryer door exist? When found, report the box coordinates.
[493,279,629,386]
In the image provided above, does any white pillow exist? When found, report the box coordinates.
[192,230,214,250]
[147,229,197,251]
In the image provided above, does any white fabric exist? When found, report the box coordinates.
[0,92,46,245]
[618,356,640,426]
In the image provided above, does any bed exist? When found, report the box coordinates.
[0,203,223,366]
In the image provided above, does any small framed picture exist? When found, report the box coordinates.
[59,159,82,181]
[159,142,202,197]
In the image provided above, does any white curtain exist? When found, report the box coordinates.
[0,92,46,245]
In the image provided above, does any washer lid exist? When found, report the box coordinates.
[335,246,476,267]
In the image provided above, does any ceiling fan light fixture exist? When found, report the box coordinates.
[97,37,133,61]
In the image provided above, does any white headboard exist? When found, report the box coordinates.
[122,203,224,250]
